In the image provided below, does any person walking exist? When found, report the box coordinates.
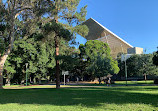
[107,77,111,87]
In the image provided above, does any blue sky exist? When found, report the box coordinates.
[76,0,158,54]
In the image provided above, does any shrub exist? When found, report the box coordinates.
[154,79,158,84]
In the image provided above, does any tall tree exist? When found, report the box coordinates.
[0,0,88,89]
[0,0,37,88]
[42,0,88,88]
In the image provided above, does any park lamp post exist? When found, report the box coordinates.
[25,63,28,86]
[124,54,128,86]
[121,44,128,86]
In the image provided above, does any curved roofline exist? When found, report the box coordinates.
[90,18,133,48]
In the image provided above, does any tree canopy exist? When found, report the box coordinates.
[79,40,119,80]
[118,54,158,79]
[0,0,89,88]
[153,50,158,66]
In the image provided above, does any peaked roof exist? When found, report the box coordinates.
[83,18,133,48]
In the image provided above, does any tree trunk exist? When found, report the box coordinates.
[144,74,147,81]
[0,12,15,88]
[0,53,9,89]
[5,78,11,86]
[54,15,60,89]
[0,2,26,89]
[39,78,41,84]
[0,42,14,89]
[55,36,60,89]
[0,67,4,89]
[33,77,36,84]
[99,77,101,84]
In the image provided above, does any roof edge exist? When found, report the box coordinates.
[90,18,133,48]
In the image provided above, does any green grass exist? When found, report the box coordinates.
[3,85,21,88]
[115,80,154,85]
[68,80,154,87]
[3,85,56,89]
[0,85,158,111]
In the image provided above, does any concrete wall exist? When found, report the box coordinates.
[127,47,143,54]
[83,18,133,58]
[97,31,132,58]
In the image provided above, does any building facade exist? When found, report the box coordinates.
[83,18,143,58]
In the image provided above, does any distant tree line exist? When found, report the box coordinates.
[153,48,158,66]
[117,53,158,80]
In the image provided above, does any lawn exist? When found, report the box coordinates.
[0,85,158,111]
[115,80,154,85]
[68,80,154,86]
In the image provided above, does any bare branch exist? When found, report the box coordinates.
[14,6,32,18]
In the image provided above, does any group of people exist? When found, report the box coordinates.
[104,77,111,86]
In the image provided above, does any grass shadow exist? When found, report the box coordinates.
[0,86,158,108]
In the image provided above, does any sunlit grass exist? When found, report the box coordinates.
[0,85,158,111]
[3,85,93,89]
[115,80,154,85]
[3,85,21,88]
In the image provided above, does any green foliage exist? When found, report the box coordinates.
[42,0,89,38]
[3,28,54,82]
[0,0,39,55]
[118,54,158,78]
[1,0,89,85]
[79,40,119,78]
[153,50,158,66]
[88,56,119,78]
[0,3,7,56]
[42,20,73,41]
[83,40,111,60]
[138,54,158,76]
[4,60,16,80]
[3,27,77,83]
